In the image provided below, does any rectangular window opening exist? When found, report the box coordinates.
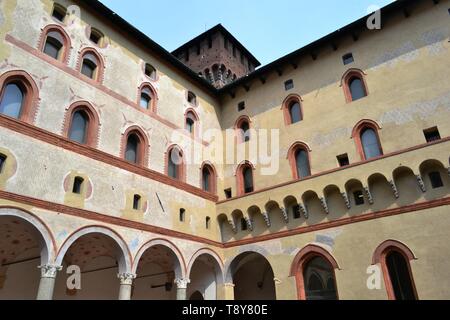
[179,209,186,222]
[0,154,6,173]
[238,102,246,112]
[293,205,301,219]
[224,188,232,199]
[337,154,350,167]
[284,79,294,91]
[353,190,365,206]
[72,177,84,194]
[429,172,444,189]
[241,218,248,231]
[133,194,141,210]
[343,53,354,65]
[423,127,441,143]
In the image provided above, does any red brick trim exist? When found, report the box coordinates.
[236,160,255,197]
[137,82,158,114]
[0,115,217,201]
[120,125,150,167]
[38,24,72,65]
[234,115,252,144]
[5,34,209,146]
[341,68,368,103]
[185,107,200,138]
[62,101,100,148]
[0,70,40,124]
[290,244,340,300]
[287,141,312,180]
[352,119,383,161]
[165,144,186,183]
[281,94,303,126]
[76,47,105,84]
[200,161,218,195]
[372,240,418,300]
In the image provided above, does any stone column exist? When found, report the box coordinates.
[175,278,190,300]
[37,265,62,300]
[223,282,235,300]
[118,273,136,300]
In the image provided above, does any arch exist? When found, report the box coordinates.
[287,141,312,180]
[236,160,255,196]
[165,144,186,182]
[185,107,200,137]
[38,24,72,64]
[200,161,217,195]
[137,82,158,113]
[55,225,132,274]
[0,70,40,123]
[234,115,252,143]
[132,238,186,279]
[77,47,105,83]
[290,244,340,300]
[352,119,383,161]
[341,68,368,103]
[0,207,56,265]
[281,94,304,125]
[120,125,150,167]
[187,248,225,283]
[62,101,100,148]
[372,240,418,300]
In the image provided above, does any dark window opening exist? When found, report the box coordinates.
[239,121,250,142]
[224,188,232,199]
[386,251,417,300]
[179,209,186,222]
[140,89,152,110]
[52,5,66,22]
[202,167,212,192]
[69,110,88,144]
[361,128,382,160]
[133,194,141,210]
[43,34,63,60]
[238,102,245,112]
[429,172,444,189]
[423,127,441,143]
[72,177,84,194]
[295,149,311,179]
[337,154,350,167]
[240,218,248,231]
[243,166,254,194]
[125,134,139,164]
[145,64,156,79]
[89,29,103,45]
[0,83,24,119]
[289,102,302,124]
[187,92,197,105]
[0,154,7,173]
[206,217,211,229]
[285,79,294,91]
[168,149,182,180]
[81,59,97,79]
[349,77,366,101]
[186,118,195,134]
[353,190,365,206]
[293,205,301,219]
[343,53,354,65]
[304,256,338,300]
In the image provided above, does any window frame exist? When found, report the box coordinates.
[341,68,369,103]
[39,25,71,64]
[137,83,157,114]
[234,115,252,144]
[120,126,149,167]
[63,101,100,148]
[166,145,186,182]
[184,108,200,137]
[352,120,383,161]
[236,161,255,196]
[77,48,104,83]
[200,162,217,195]
[287,142,312,180]
[282,94,303,126]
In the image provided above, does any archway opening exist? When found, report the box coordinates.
[188,253,222,300]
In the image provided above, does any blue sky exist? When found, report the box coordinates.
[99,0,394,66]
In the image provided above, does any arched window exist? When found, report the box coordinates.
[72,177,84,194]
[43,31,64,60]
[288,142,312,180]
[289,102,302,124]
[121,127,149,166]
[361,128,382,160]
[0,71,39,123]
[201,163,216,194]
[282,94,303,125]
[235,116,251,143]
[68,110,88,144]
[237,162,254,196]
[373,240,418,300]
[303,256,338,300]
[139,86,155,111]
[0,83,24,119]
[187,91,197,106]
[342,69,368,103]
[185,110,199,136]
[167,146,184,181]
[206,217,211,229]
[79,49,103,82]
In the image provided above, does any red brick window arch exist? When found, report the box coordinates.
[63,101,100,148]
[290,244,340,300]
[372,240,418,300]
[352,120,383,161]
[78,48,104,83]
[121,126,149,166]
[341,68,368,103]
[282,94,303,125]
[138,83,157,113]
[235,115,251,143]
[39,25,71,64]
[236,161,255,196]
[201,162,217,194]
[0,70,39,123]
[185,108,199,137]
[288,142,312,180]
[166,145,185,182]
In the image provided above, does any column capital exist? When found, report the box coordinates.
[117,273,137,286]
[38,265,62,279]
[174,278,190,289]
[224,282,235,288]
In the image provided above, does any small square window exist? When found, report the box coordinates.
[224,189,232,199]
[241,218,248,231]
[238,102,245,112]
[429,172,444,189]
[337,154,350,167]
[133,194,141,210]
[292,205,301,219]
[52,6,66,22]
[72,177,84,194]
[354,191,365,206]
[424,127,441,143]
[0,154,6,173]
[343,53,354,65]
[284,79,294,91]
